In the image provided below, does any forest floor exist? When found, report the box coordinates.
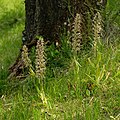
[0,0,120,120]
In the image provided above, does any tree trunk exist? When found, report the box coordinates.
[8,0,107,78]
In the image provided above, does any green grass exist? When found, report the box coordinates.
[0,0,24,79]
[0,0,120,120]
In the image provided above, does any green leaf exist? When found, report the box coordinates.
[86,89,90,96]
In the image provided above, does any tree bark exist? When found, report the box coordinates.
[8,0,107,78]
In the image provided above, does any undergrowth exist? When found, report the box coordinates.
[0,0,120,120]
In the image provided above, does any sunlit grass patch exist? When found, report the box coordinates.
[0,24,24,79]
[0,0,25,30]
[0,0,25,80]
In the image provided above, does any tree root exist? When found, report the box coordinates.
[8,40,37,79]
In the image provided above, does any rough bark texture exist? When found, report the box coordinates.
[24,0,107,45]
[8,0,107,78]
